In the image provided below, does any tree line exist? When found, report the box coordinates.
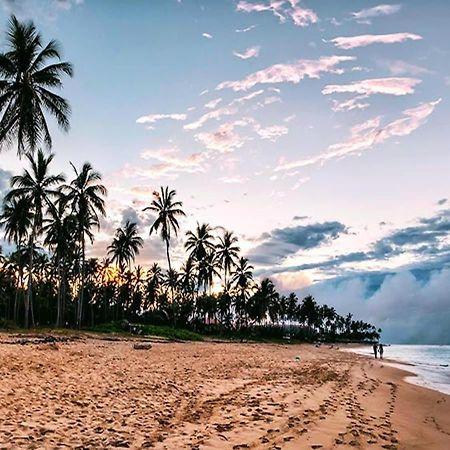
[0,16,380,342]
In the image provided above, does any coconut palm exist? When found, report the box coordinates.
[107,220,143,271]
[231,257,254,327]
[185,223,215,263]
[42,195,77,327]
[64,162,106,327]
[0,15,73,156]
[4,149,64,327]
[0,195,33,321]
[143,187,185,273]
[216,230,240,291]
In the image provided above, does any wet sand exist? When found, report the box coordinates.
[0,336,449,449]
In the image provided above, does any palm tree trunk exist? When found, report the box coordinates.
[25,226,36,329]
[77,231,85,328]
[56,254,62,327]
[165,239,176,327]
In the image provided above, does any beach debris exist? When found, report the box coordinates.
[295,355,301,361]
[133,342,152,350]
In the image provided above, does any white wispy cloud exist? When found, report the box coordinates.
[184,106,238,130]
[352,4,401,21]
[217,55,355,91]
[195,122,248,153]
[204,98,222,109]
[202,32,213,39]
[136,113,187,127]
[235,24,257,33]
[233,46,261,60]
[275,99,441,171]
[330,33,422,49]
[219,175,249,183]
[322,77,421,97]
[384,60,432,76]
[236,0,318,27]
[332,96,370,112]
[254,124,289,141]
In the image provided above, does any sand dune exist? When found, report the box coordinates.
[0,336,448,449]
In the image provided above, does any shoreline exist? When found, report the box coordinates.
[0,335,449,449]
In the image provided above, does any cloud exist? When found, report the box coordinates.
[116,148,206,180]
[332,96,370,112]
[0,168,12,203]
[384,60,432,76]
[351,4,401,21]
[233,46,261,60]
[254,124,288,141]
[202,32,213,39]
[275,99,441,171]
[195,122,248,153]
[136,113,187,128]
[322,77,421,97]
[217,55,355,91]
[437,198,447,206]
[248,221,347,265]
[236,0,318,27]
[330,33,422,50]
[184,106,238,130]
[235,24,257,33]
[204,98,222,109]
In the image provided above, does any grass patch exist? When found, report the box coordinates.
[85,322,203,341]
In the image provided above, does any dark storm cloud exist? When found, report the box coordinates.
[248,221,347,265]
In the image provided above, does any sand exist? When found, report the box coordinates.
[0,335,449,449]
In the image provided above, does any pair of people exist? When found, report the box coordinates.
[373,343,384,359]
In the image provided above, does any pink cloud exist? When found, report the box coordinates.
[217,55,355,91]
[233,46,261,60]
[330,33,422,49]
[275,99,441,171]
[136,113,187,127]
[184,106,238,130]
[204,97,222,109]
[195,122,248,153]
[322,77,421,96]
[254,124,289,141]
[332,96,370,112]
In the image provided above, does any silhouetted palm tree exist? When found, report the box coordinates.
[43,195,77,327]
[0,195,33,321]
[231,257,254,327]
[216,230,240,291]
[5,150,64,327]
[0,16,73,156]
[185,223,215,262]
[144,187,185,273]
[107,220,143,271]
[64,162,106,327]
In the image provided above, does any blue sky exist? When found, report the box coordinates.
[1,0,450,342]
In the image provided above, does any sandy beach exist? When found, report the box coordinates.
[0,335,449,450]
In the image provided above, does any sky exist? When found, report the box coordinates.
[1,0,450,343]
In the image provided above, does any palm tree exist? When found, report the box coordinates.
[143,187,185,273]
[64,162,106,327]
[216,230,240,291]
[185,223,215,263]
[0,15,73,156]
[4,150,64,327]
[42,195,77,327]
[0,195,33,322]
[107,220,143,271]
[231,257,254,327]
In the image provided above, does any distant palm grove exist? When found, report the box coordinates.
[0,16,380,342]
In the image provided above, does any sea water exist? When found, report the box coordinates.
[348,345,450,396]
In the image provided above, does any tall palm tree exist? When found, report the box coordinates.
[231,257,254,327]
[216,230,240,291]
[64,162,106,327]
[0,15,73,156]
[0,195,33,322]
[185,223,215,263]
[4,150,64,327]
[42,195,77,327]
[143,186,185,273]
[107,220,144,271]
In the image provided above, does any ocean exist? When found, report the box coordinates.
[347,345,450,396]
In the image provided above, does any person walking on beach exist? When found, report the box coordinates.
[379,344,384,359]
[373,343,378,358]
